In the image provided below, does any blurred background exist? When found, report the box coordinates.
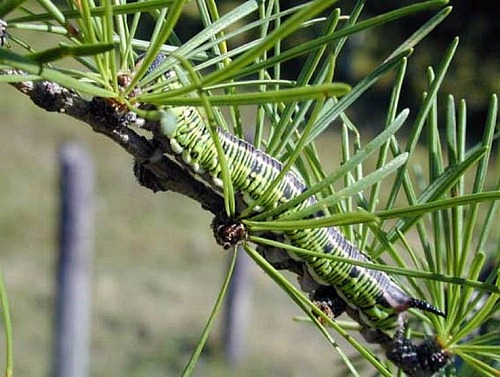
[0,1,498,376]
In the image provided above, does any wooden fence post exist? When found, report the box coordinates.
[54,144,94,377]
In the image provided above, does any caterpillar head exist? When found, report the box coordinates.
[211,216,247,250]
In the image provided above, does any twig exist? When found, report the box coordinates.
[5,70,225,215]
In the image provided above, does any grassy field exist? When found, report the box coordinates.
[0,84,372,377]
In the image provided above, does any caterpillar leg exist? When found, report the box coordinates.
[311,286,347,321]
[133,159,168,192]
[360,326,393,345]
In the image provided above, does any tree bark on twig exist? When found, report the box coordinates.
[6,71,225,215]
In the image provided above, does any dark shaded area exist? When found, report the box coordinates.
[354,1,499,141]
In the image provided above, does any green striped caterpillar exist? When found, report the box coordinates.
[151,106,449,375]
[144,55,450,375]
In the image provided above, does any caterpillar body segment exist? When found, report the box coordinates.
[154,107,445,330]
[158,107,308,208]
